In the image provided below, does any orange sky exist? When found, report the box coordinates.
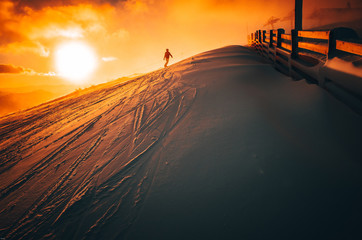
[0,0,361,90]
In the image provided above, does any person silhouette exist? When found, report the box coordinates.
[163,49,173,67]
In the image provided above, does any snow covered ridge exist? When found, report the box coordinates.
[1,46,362,239]
[0,55,198,238]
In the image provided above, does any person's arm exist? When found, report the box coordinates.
[170,53,173,58]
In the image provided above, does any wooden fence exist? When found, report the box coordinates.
[249,27,362,114]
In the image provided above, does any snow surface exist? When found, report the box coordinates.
[325,57,362,77]
[0,45,362,240]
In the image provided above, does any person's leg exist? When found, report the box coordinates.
[164,58,169,67]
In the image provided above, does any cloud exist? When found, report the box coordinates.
[280,10,294,22]
[0,1,25,46]
[10,0,128,13]
[263,16,280,28]
[0,1,112,56]
[0,64,58,77]
[36,72,57,76]
[307,7,362,21]
[0,64,35,74]
[111,29,130,40]
[38,27,85,39]
[102,57,118,62]
[0,0,134,60]
[0,28,24,46]
[3,41,50,57]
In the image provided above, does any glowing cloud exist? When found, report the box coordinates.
[0,64,34,74]
[102,56,118,62]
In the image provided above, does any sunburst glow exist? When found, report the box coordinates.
[55,41,97,83]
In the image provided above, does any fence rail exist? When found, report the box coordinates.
[248,27,362,114]
[336,40,362,56]
[298,31,330,40]
[298,42,328,55]
[281,34,291,41]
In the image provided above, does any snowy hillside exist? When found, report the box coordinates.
[1,46,362,240]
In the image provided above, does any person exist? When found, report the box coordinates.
[163,49,173,67]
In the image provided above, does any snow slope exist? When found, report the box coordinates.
[1,46,362,240]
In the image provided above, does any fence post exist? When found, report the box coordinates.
[253,32,257,47]
[295,0,303,31]
[276,29,285,48]
[291,29,298,58]
[269,30,273,48]
[289,29,299,76]
[273,29,285,66]
[261,30,266,56]
[327,27,358,59]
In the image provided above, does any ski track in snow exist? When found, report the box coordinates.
[1,45,362,239]
[0,64,197,239]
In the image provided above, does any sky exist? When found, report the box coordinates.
[0,0,361,90]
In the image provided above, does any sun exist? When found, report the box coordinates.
[55,41,97,83]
